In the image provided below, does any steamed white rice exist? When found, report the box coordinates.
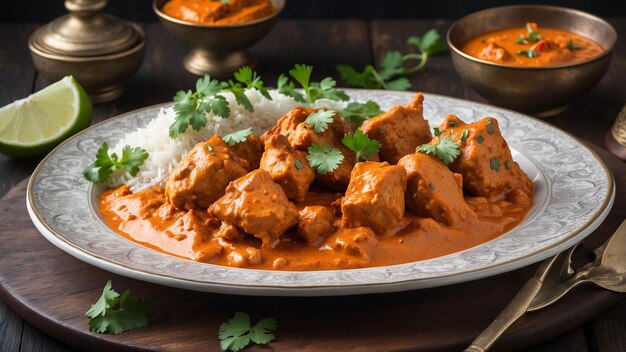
[107,89,348,191]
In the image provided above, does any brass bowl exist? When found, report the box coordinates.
[153,0,285,77]
[29,24,146,103]
[447,5,617,115]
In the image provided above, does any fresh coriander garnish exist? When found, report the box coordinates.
[306,143,344,174]
[305,109,336,133]
[278,64,349,103]
[460,129,469,143]
[170,68,271,138]
[83,142,148,183]
[295,159,304,170]
[233,66,272,100]
[342,130,381,162]
[516,35,528,45]
[170,75,229,138]
[429,181,436,190]
[476,135,485,143]
[337,29,447,90]
[566,39,582,51]
[377,129,386,136]
[223,128,253,146]
[526,22,542,43]
[505,160,511,169]
[516,49,539,58]
[486,118,495,135]
[448,120,458,127]
[490,158,501,171]
[339,100,383,128]
[416,128,460,165]
[218,312,277,352]
[85,280,149,334]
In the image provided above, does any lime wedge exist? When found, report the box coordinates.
[0,76,92,158]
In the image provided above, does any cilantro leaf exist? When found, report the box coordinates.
[460,129,469,143]
[223,128,253,146]
[305,110,335,133]
[490,158,501,172]
[83,142,149,183]
[338,29,446,90]
[233,66,272,100]
[196,75,223,97]
[566,39,581,51]
[416,131,460,165]
[486,118,495,135]
[86,280,149,334]
[306,144,344,175]
[516,49,539,58]
[219,312,277,352]
[342,130,381,162]
[339,100,383,128]
[379,51,405,80]
[295,159,304,170]
[277,74,306,103]
[279,65,348,103]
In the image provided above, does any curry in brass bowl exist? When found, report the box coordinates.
[153,0,284,77]
[447,5,617,115]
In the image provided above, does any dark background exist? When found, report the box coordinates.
[2,0,625,22]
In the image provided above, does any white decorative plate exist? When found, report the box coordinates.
[27,90,614,296]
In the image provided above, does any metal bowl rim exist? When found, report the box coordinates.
[446,4,618,71]
[152,0,285,29]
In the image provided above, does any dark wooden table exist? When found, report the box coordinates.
[1,19,625,351]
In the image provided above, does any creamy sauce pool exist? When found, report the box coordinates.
[462,26,604,66]
[100,185,531,271]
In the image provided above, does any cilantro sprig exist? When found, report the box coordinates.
[219,312,277,352]
[85,280,150,334]
[342,130,381,162]
[339,100,383,128]
[169,67,272,138]
[416,127,460,165]
[223,128,253,146]
[278,64,349,103]
[336,29,447,90]
[566,39,582,51]
[516,49,539,58]
[306,143,345,174]
[305,109,336,133]
[83,142,149,183]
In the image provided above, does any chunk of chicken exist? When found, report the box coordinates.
[229,133,264,169]
[398,153,476,225]
[208,170,299,246]
[165,135,249,210]
[263,107,360,189]
[341,161,407,234]
[260,134,315,200]
[438,115,534,199]
[478,43,511,63]
[324,227,378,264]
[296,205,335,244]
[359,92,432,164]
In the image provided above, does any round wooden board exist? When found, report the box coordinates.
[1,146,625,352]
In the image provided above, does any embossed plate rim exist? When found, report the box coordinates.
[26,89,615,296]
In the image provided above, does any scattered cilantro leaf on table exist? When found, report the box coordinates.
[223,128,253,146]
[339,100,384,128]
[278,64,349,103]
[85,280,149,334]
[218,312,277,352]
[342,130,381,162]
[305,109,336,133]
[306,143,344,174]
[337,29,447,90]
[83,142,149,183]
[416,127,460,165]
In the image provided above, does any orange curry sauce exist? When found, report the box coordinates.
[99,187,531,271]
[462,22,604,66]
[162,0,274,25]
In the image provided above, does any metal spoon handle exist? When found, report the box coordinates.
[464,276,543,352]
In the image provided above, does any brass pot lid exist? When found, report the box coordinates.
[30,0,141,57]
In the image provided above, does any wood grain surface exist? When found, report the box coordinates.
[1,18,626,352]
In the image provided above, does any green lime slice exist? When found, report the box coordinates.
[0,76,92,158]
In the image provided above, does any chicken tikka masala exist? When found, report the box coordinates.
[100,93,534,271]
